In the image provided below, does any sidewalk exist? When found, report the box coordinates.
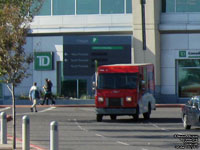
[0,135,46,150]
[0,136,22,150]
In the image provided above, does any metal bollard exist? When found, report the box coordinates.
[0,112,7,144]
[50,121,58,150]
[22,115,30,150]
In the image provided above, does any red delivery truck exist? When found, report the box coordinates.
[95,63,156,122]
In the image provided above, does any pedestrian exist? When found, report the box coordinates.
[48,79,56,105]
[29,82,40,112]
[41,78,55,105]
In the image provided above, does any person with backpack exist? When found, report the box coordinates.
[41,78,55,105]
[29,82,40,112]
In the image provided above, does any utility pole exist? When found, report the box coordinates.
[141,0,146,50]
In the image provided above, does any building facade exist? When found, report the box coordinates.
[1,0,200,104]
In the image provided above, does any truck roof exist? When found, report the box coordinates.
[100,63,153,67]
[98,63,154,73]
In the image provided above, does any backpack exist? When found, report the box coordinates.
[34,90,40,99]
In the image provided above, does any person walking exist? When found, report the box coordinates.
[48,79,56,105]
[41,78,55,105]
[29,82,40,112]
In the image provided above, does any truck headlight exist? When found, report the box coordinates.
[98,97,104,102]
[126,96,132,102]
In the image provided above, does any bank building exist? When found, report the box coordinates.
[1,0,200,104]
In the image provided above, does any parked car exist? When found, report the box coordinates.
[182,96,200,129]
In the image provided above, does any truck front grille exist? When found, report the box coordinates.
[107,98,122,107]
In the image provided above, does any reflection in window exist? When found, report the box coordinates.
[162,0,200,12]
[178,60,200,98]
[126,0,132,13]
[36,0,132,16]
[101,0,124,14]
[162,0,175,12]
[38,0,51,16]
[53,0,75,15]
[77,0,99,14]
[178,59,200,67]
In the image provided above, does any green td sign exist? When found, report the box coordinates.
[34,52,54,70]
[179,51,186,58]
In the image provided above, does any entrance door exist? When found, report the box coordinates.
[61,79,87,99]
[177,59,200,98]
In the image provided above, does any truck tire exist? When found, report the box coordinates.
[110,115,117,120]
[96,114,103,122]
[133,105,139,121]
[143,103,151,120]
[183,115,191,130]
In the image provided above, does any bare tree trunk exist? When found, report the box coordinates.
[11,83,16,150]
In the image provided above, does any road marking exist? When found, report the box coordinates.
[17,107,56,115]
[74,118,132,147]
[141,148,149,150]
[149,122,170,132]
[116,141,130,146]
[0,107,11,111]
[80,108,95,112]
[39,107,56,112]
[74,119,87,131]
[96,134,104,137]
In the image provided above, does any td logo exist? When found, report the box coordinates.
[34,52,53,70]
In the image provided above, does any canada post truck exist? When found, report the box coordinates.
[95,63,156,122]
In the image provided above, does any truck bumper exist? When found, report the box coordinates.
[96,108,137,115]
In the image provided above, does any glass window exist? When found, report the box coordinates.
[77,0,99,14]
[53,0,75,15]
[101,0,124,14]
[38,0,51,15]
[176,0,200,12]
[98,73,138,89]
[162,0,175,12]
[126,0,132,13]
[178,59,200,67]
[178,59,200,98]
[163,0,200,12]
[61,80,87,98]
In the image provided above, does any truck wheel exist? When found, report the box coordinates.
[143,103,151,120]
[96,114,103,122]
[110,115,117,120]
[133,106,139,121]
[183,115,191,130]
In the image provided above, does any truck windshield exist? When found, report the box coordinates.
[97,73,138,89]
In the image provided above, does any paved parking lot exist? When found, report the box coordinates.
[1,106,199,150]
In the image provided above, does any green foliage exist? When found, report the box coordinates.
[0,1,44,149]
[0,0,43,87]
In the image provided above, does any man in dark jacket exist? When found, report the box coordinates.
[41,78,55,105]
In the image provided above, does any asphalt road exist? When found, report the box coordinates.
[1,106,200,150]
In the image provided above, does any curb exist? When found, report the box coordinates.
[0,104,184,108]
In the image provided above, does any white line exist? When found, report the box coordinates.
[116,141,130,146]
[149,122,170,132]
[96,134,104,137]
[141,148,149,150]
[39,107,56,112]
[80,108,95,112]
[74,119,87,131]
[16,107,56,115]
[0,107,11,111]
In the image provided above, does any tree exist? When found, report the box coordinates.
[0,0,43,149]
